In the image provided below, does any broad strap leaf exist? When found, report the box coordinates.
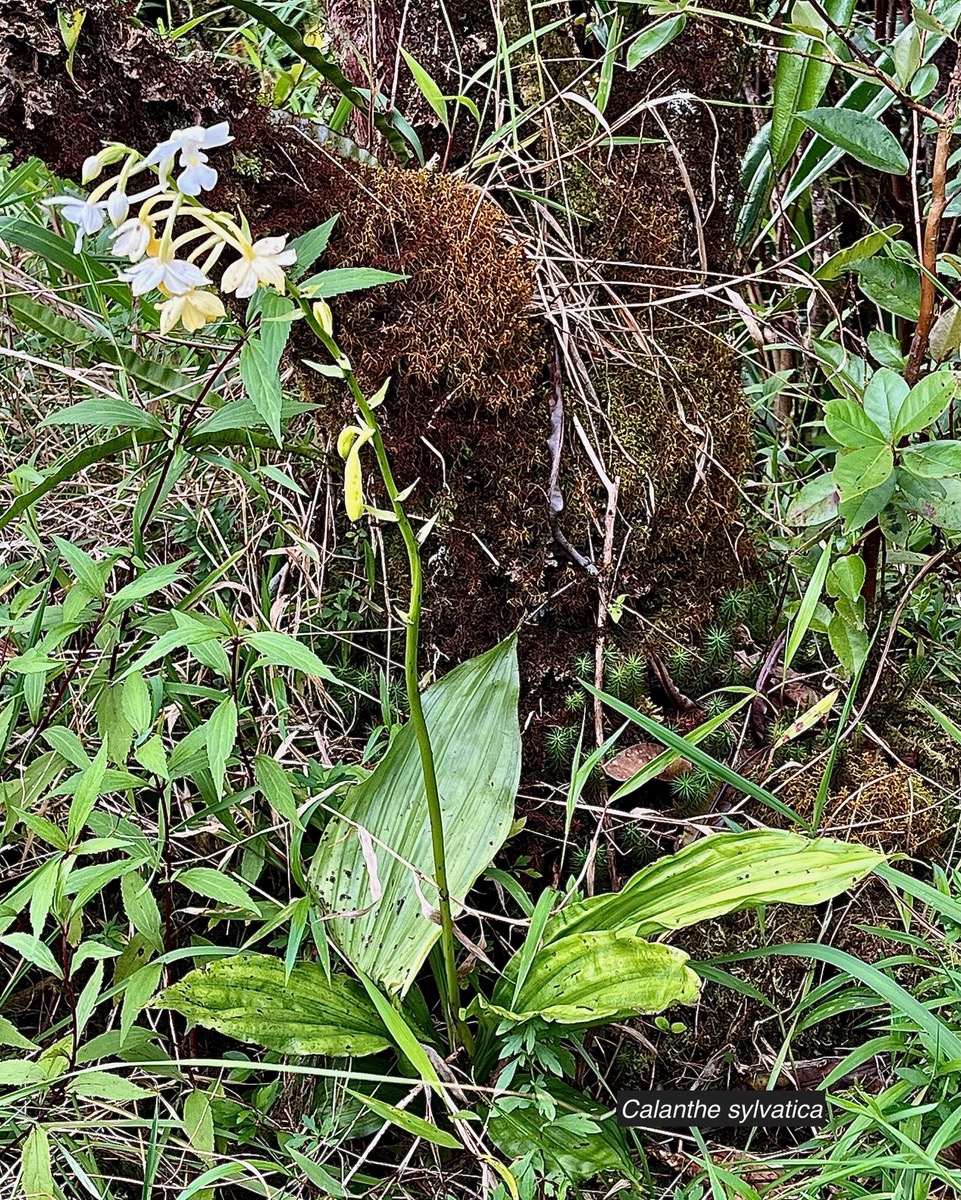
[544,830,883,942]
[156,953,391,1056]
[310,637,521,995]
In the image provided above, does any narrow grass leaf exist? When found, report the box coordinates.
[346,1088,462,1149]
[785,541,833,671]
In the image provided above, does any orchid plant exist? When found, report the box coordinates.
[44,121,296,334]
[40,122,462,1030]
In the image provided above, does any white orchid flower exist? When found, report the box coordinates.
[145,122,232,195]
[110,215,155,261]
[177,150,218,197]
[119,252,210,296]
[158,288,226,335]
[43,194,105,251]
[221,235,297,299]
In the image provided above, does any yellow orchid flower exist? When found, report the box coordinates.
[158,288,226,335]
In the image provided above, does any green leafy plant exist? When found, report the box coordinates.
[787,367,961,542]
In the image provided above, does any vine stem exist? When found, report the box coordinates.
[296,293,467,1051]
[905,46,961,385]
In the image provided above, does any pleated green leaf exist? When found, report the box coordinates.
[311,636,521,994]
[491,932,700,1025]
[156,954,391,1056]
[545,830,883,943]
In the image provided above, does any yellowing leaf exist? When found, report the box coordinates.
[493,932,700,1025]
[773,689,839,747]
[546,830,883,942]
[156,954,391,1057]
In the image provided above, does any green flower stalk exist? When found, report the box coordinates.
[296,288,467,1049]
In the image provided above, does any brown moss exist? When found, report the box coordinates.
[277,165,550,663]
[775,750,949,858]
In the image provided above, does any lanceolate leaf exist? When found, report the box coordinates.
[736,123,773,245]
[813,225,900,281]
[226,0,412,163]
[400,49,449,129]
[300,267,409,298]
[239,337,283,444]
[243,631,340,681]
[346,1089,462,1149]
[492,932,700,1025]
[289,216,338,281]
[771,0,856,169]
[780,4,951,210]
[21,1126,56,1200]
[543,831,883,943]
[0,217,129,305]
[40,398,162,432]
[785,539,832,672]
[625,14,686,69]
[311,637,521,995]
[156,954,391,1056]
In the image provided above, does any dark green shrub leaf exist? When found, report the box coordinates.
[797,108,909,174]
[851,259,921,320]
[626,14,686,69]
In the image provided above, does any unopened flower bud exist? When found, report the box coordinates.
[337,425,358,459]
[344,444,364,521]
[81,154,103,184]
[312,300,334,337]
[106,190,129,227]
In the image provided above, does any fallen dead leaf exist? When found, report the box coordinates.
[602,742,692,783]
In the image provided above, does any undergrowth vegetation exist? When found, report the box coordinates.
[2,0,961,1197]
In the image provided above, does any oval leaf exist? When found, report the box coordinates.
[862,367,909,438]
[494,932,700,1025]
[895,371,957,438]
[786,473,840,525]
[833,444,894,499]
[824,398,887,448]
[797,108,909,173]
[901,439,961,478]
